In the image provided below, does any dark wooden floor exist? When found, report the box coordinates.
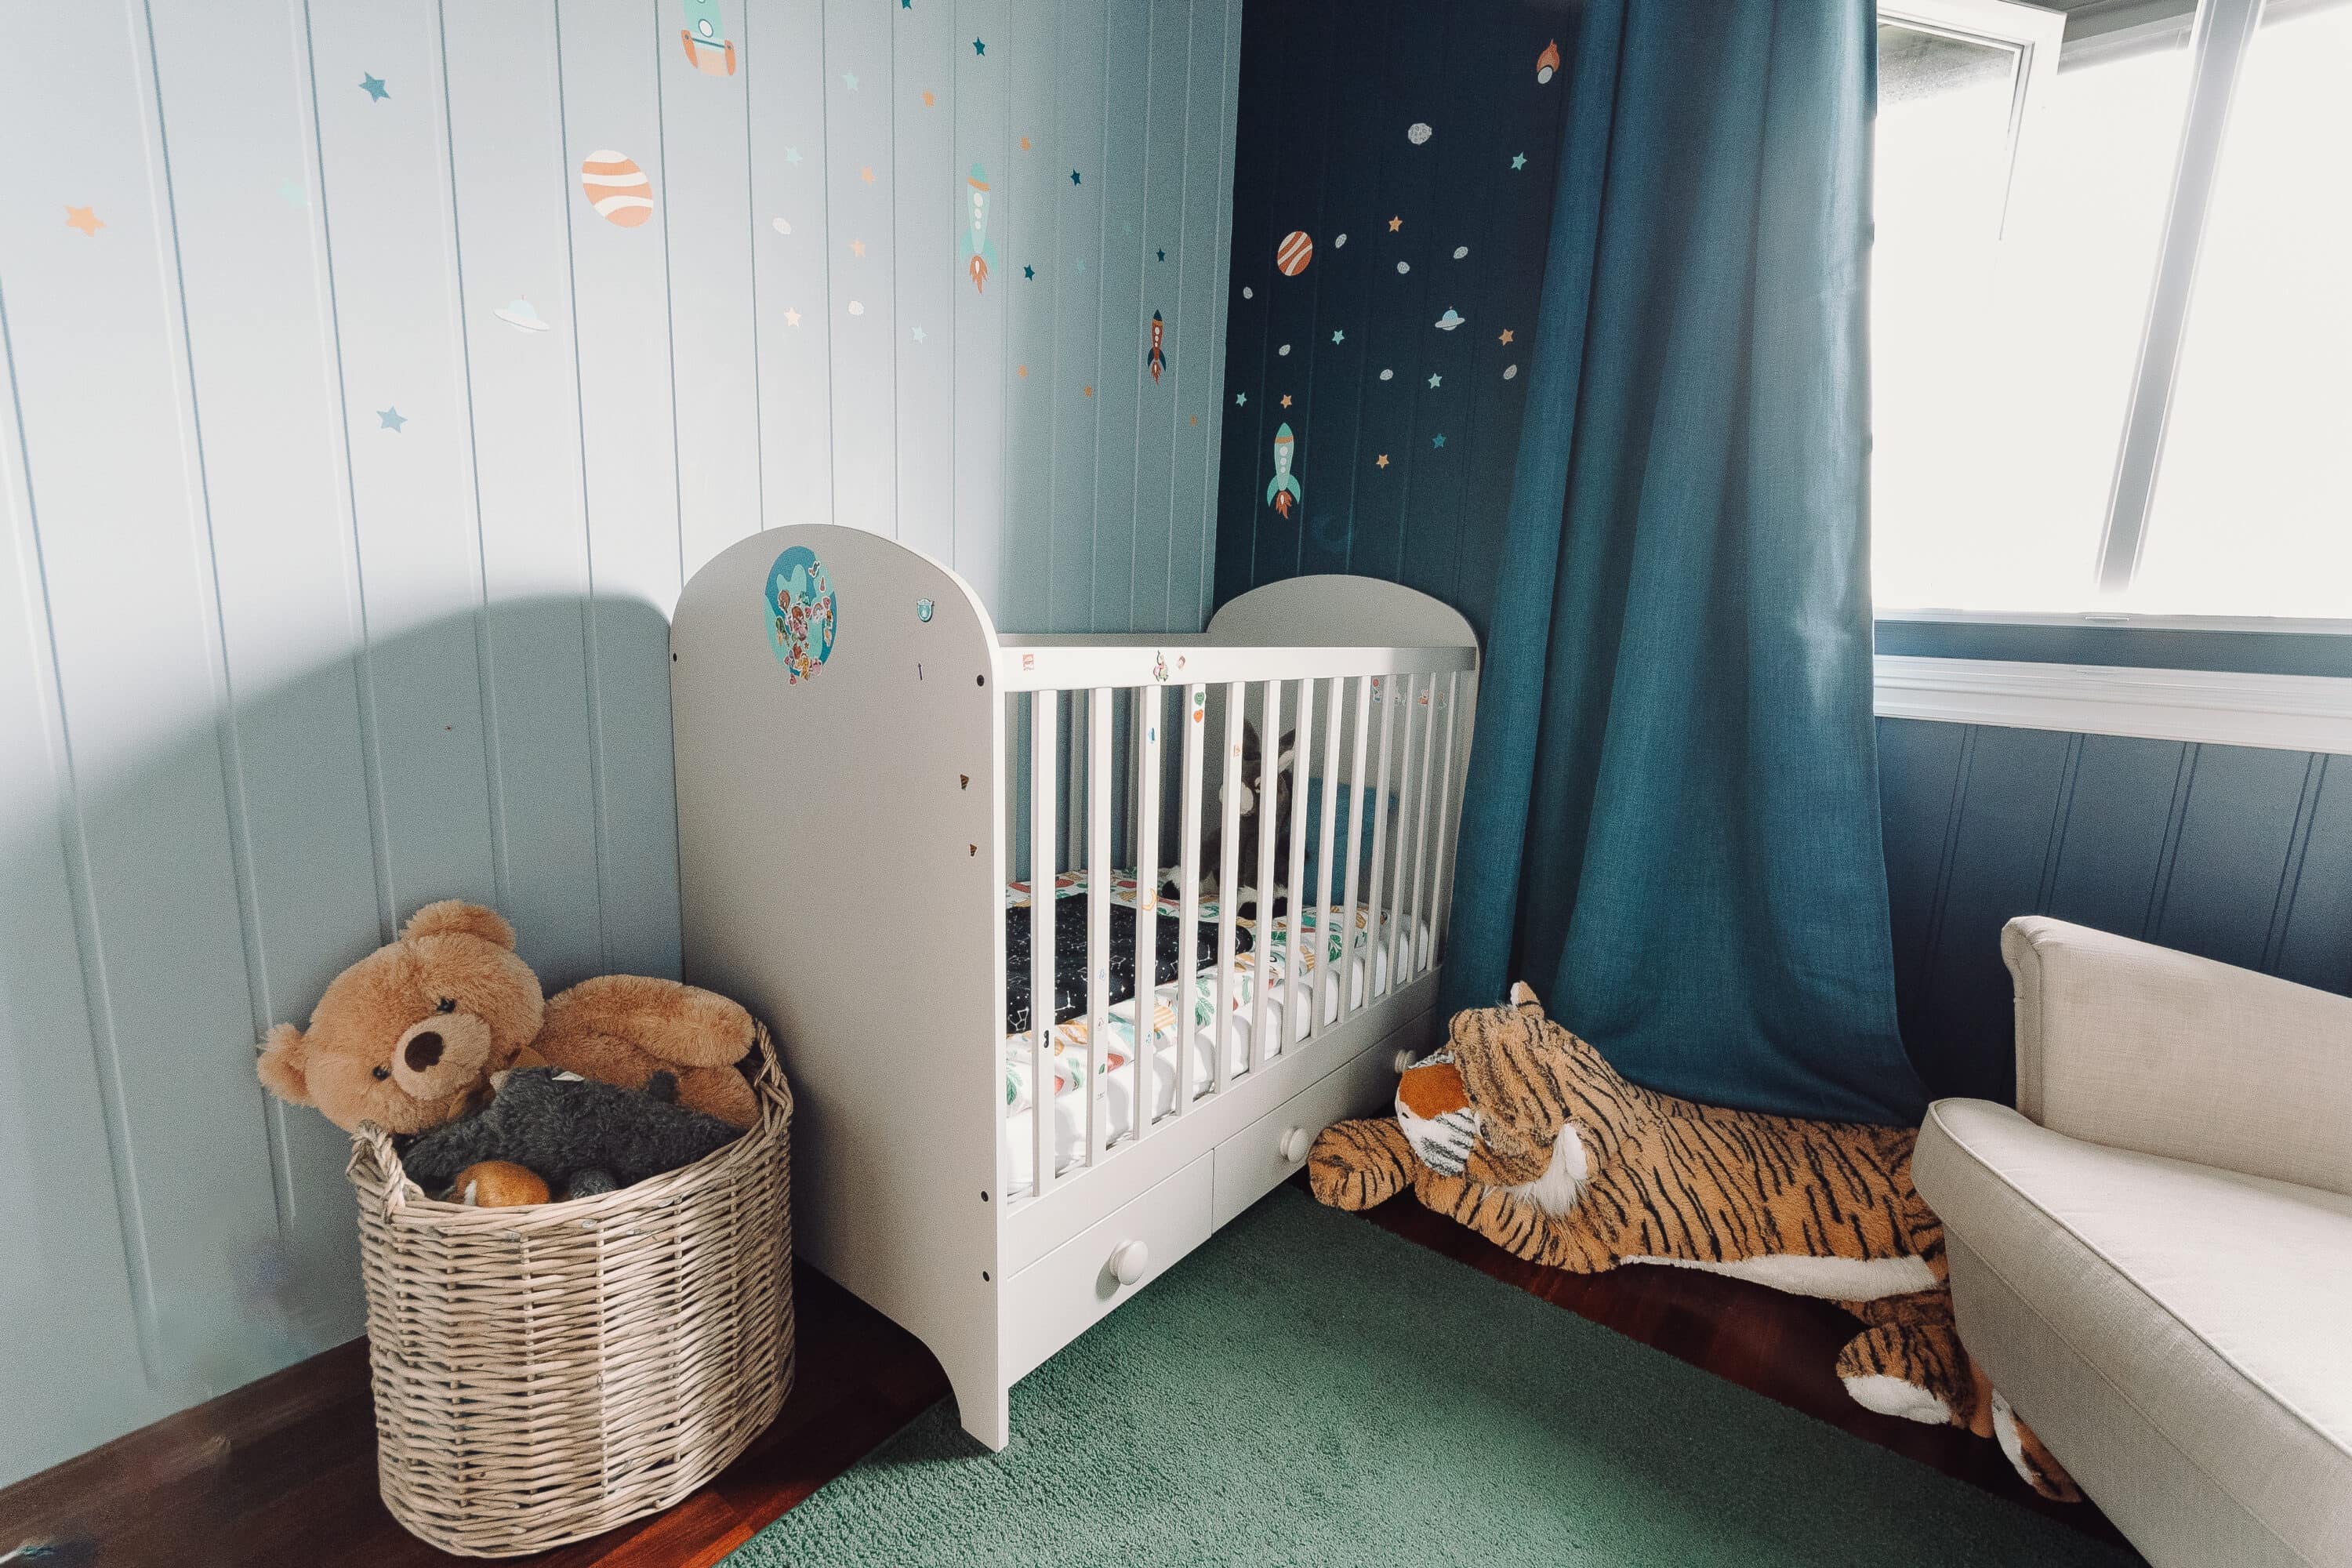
[0,1182,2141,1566]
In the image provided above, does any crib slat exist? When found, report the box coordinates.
[1311,679,1344,1040]
[1030,692,1058,1197]
[1174,684,1205,1122]
[1363,675,1398,1001]
[1338,673,1375,1022]
[1087,688,1112,1165]
[1280,677,1315,1065]
[1385,675,1418,983]
[1213,682,1246,1095]
[1248,678,1280,1074]
[1428,673,1464,970]
[1132,686,1163,1145]
[1406,675,1439,982]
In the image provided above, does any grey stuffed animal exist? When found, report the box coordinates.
[400,1068,742,1200]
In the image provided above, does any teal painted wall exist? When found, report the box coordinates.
[0,0,1238,1487]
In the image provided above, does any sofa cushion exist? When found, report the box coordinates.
[1917,1098,2352,1566]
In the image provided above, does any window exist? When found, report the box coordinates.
[1871,0,2352,623]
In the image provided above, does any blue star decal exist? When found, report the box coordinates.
[1427,372,1442,389]
[1510,152,1528,171]
[378,407,407,431]
[786,146,803,165]
[360,73,389,101]
[1432,433,1446,448]
[1235,392,1247,406]
[1070,169,1082,186]
[1074,256,1087,273]
[972,37,985,54]
[911,324,927,343]
[844,71,859,91]
[1331,329,1345,344]
[1156,248,1166,262]
[1022,264,1035,279]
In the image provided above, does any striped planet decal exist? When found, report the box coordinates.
[580,150,654,227]
[1275,230,1314,276]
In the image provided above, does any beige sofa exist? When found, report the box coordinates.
[1914,916,2352,1568]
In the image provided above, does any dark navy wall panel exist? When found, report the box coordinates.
[1211,0,1578,644]
[1878,717,2352,1105]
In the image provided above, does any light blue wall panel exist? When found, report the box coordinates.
[0,0,1236,1488]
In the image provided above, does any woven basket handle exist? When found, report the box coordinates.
[750,1021,793,1127]
[347,1120,419,1219]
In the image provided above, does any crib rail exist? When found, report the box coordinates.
[1001,646,1476,1204]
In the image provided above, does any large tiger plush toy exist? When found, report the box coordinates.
[1310,983,2078,1501]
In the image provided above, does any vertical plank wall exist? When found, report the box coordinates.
[0,0,1241,1486]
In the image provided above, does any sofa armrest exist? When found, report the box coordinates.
[2002,917,2352,1197]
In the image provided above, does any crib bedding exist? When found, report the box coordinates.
[1002,870,1429,1192]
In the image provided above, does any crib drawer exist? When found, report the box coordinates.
[1003,1152,1214,1383]
[1210,1036,1403,1230]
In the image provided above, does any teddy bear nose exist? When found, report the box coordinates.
[405,1032,445,1072]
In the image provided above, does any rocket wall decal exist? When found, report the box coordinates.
[964,164,998,292]
[1148,310,1167,383]
[1267,423,1302,518]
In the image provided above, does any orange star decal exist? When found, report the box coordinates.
[922,90,936,107]
[64,205,103,237]
[1019,136,1033,151]
[1018,364,1029,378]
[860,165,877,185]
[1386,215,1402,232]
[1279,394,1292,408]
[1376,453,1389,468]
[1083,384,1094,397]
[1498,328,1515,346]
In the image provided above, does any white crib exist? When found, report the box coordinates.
[671,525,1478,1448]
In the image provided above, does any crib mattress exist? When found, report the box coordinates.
[1002,870,1427,1194]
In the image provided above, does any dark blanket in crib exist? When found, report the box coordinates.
[1004,900,1254,1036]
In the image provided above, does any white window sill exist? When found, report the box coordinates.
[1873,655,2352,755]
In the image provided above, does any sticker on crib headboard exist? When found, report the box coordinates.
[764,546,837,683]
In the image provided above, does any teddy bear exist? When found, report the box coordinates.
[1309,983,2079,1502]
[256,899,759,1136]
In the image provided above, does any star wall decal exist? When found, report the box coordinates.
[64,205,103,237]
[1191,415,1200,426]
[1376,453,1389,468]
[844,71,859,91]
[1279,394,1293,408]
[378,407,407,431]
[1073,256,1086,273]
[922,90,935,107]
[1499,328,1515,345]
[1022,264,1035,279]
[860,165,876,184]
[1510,152,1528,170]
[851,238,867,257]
[972,37,985,54]
[360,73,389,100]
[785,307,802,327]
[1020,136,1033,151]
[911,324,926,343]
[786,146,804,164]
[1387,215,1402,232]
[1156,248,1166,262]
[1070,169,1082,185]
[1432,433,1446,447]
[1427,372,1442,388]
[1235,392,1247,405]
[1330,329,1345,343]
[1083,384,1094,397]
[1018,364,1029,378]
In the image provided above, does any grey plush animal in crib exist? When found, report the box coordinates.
[399,1067,742,1200]
[1163,720,1296,908]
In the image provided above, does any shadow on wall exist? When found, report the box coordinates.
[1,594,677,1487]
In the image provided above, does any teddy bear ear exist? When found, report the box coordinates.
[256,1023,311,1105]
[401,900,517,950]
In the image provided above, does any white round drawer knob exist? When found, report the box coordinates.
[1393,1048,1417,1073]
[1109,1239,1150,1287]
[1280,1126,1314,1163]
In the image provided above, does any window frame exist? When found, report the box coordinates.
[1874,0,2337,635]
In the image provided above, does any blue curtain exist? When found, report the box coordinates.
[1439,0,1926,1125]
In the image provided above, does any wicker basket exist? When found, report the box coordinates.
[345,1025,795,1558]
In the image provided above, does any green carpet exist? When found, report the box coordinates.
[729,1186,2132,1567]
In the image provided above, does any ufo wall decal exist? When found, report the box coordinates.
[1406,122,1433,145]
[1536,40,1560,83]
[495,298,552,332]
[1434,307,1465,331]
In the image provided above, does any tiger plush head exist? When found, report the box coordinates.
[1315,984,1650,1216]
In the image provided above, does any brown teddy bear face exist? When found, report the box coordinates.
[257,902,546,1134]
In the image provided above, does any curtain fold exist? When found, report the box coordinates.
[1440,0,1926,1125]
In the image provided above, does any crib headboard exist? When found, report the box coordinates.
[671,524,1007,1409]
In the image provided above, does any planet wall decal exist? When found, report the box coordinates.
[580,150,654,227]
[1276,229,1314,276]
[1406,122,1432,145]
